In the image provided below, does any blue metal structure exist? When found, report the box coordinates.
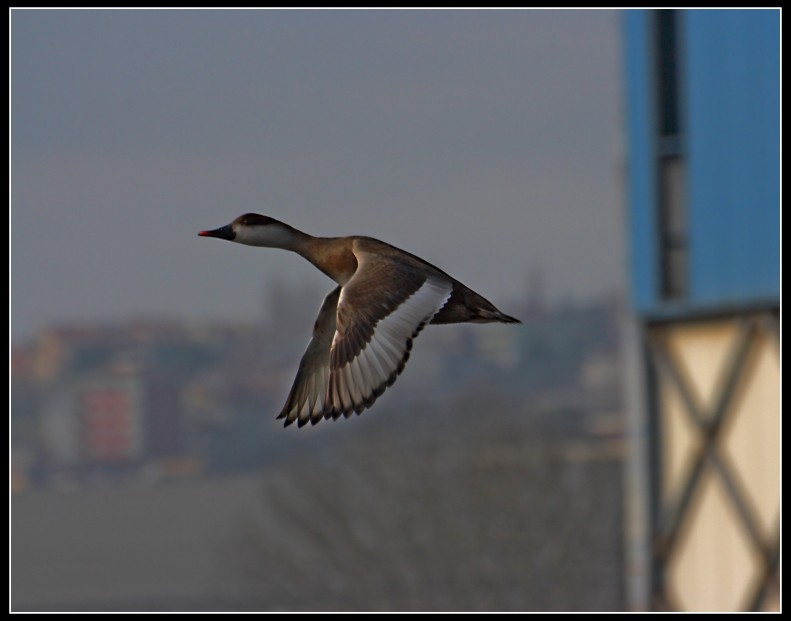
[621,9,780,612]
[623,9,780,316]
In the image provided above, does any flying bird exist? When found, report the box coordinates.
[199,214,520,427]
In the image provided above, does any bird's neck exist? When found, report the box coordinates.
[294,235,358,285]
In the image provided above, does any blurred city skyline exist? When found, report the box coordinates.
[11,9,623,344]
[11,280,624,610]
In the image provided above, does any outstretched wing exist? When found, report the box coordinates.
[325,249,452,419]
[278,286,341,427]
[278,247,452,427]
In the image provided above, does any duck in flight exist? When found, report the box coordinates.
[199,214,520,427]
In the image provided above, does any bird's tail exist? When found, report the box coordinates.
[475,307,522,324]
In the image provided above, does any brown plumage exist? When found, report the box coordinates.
[199,213,520,427]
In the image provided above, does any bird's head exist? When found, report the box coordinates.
[199,213,297,248]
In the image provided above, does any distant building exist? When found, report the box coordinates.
[622,9,779,612]
[13,321,211,485]
[11,318,289,486]
[39,370,186,473]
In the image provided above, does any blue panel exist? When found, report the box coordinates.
[622,10,658,313]
[683,10,780,305]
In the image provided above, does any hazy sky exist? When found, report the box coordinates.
[11,9,624,343]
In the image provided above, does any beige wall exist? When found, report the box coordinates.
[651,314,779,611]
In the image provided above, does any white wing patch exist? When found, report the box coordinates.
[326,276,452,418]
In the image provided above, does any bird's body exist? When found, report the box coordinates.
[199,213,520,427]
